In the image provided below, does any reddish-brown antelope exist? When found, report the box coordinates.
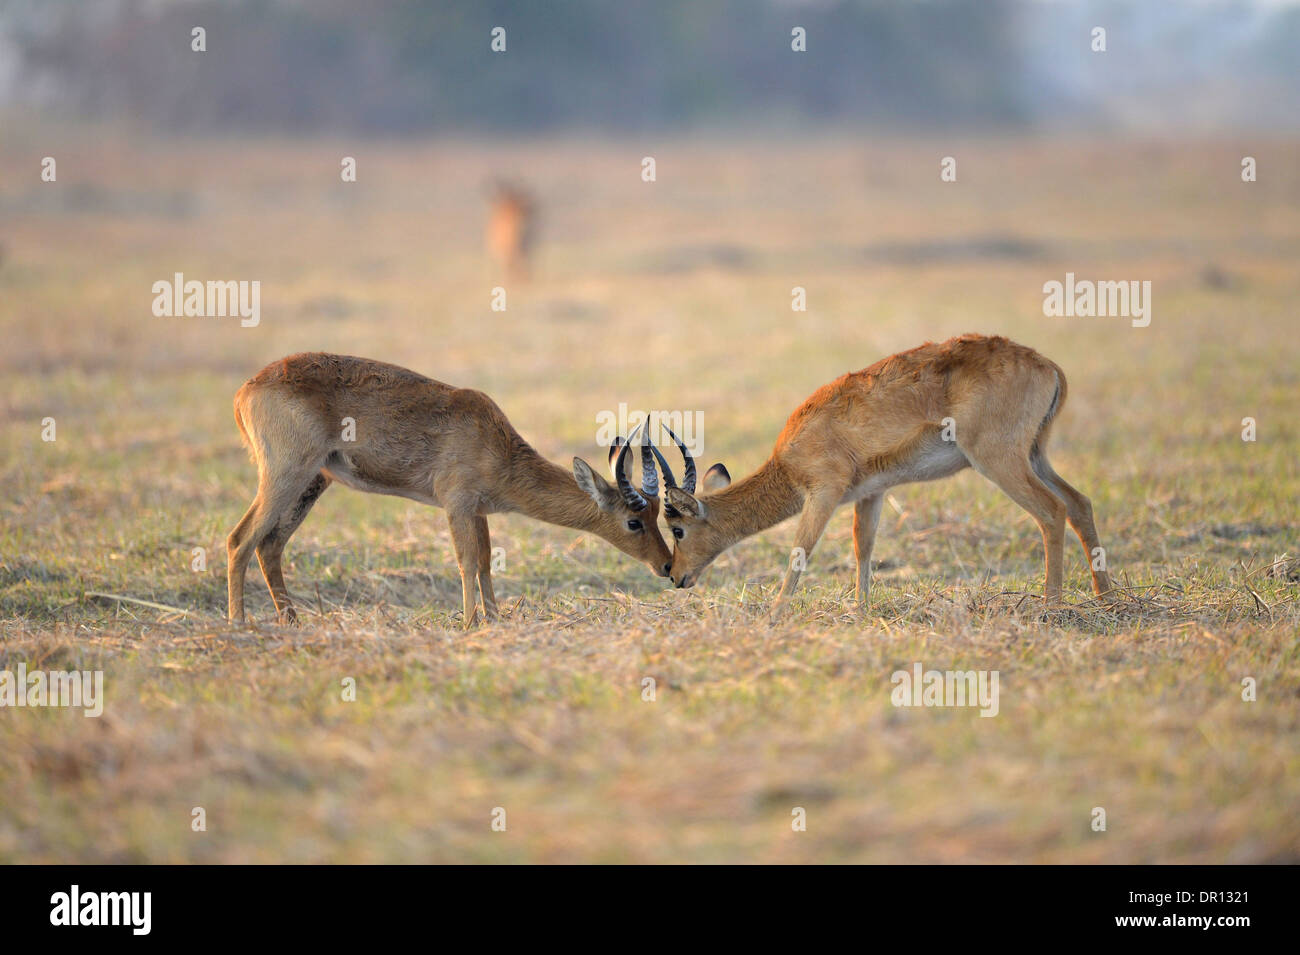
[227,353,672,627]
[485,180,536,282]
[661,335,1115,615]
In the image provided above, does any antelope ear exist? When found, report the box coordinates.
[702,463,731,492]
[607,436,629,480]
[664,486,706,520]
[573,457,617,510]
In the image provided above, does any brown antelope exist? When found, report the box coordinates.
[227,353,672,627]
[485,180,536,282]
[660,335,1115,615]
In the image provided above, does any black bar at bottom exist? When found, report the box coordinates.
[6,864,1288,941]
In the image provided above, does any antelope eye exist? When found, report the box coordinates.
[626,519,643,532]
[672,526,684,540]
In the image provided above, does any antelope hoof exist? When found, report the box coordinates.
[1095,581,1119,603]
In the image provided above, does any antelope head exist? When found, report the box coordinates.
[655,427,733,588]
[571,421,674,578]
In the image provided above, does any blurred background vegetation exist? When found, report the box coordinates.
[3,0,1299,135]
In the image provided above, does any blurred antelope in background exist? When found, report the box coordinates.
[661,334,1116,616]
[227,353,672,627]
[485,179,536,282]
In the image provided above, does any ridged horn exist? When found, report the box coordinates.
[662,425,697,494]
[607,436,627,480]
[614,422,648,511]
[640,419,661,498]
[647,444,676,489]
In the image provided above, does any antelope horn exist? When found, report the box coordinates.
[662,425,697,494]
[607,436,627,480]
[640,419,662,498]
[647,443,676,489]
[614,421,648,511]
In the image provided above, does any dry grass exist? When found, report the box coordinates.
[1,126,1297,862]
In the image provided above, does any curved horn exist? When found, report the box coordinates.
[662,425,697,494]
[640,419,661,498]
[615,423,648,511]
[647,444,676,489]
[607,436,627,480]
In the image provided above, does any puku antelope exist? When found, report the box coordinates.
[485,180,536,282]
[227,353,673,627]
[661,335,1116,614]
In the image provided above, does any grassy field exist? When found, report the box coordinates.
[1,126,1297,862]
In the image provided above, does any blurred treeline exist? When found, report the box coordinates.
[2,0,1298,134]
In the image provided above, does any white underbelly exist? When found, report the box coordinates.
[322,456,440,507]
[841,440,969,504]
